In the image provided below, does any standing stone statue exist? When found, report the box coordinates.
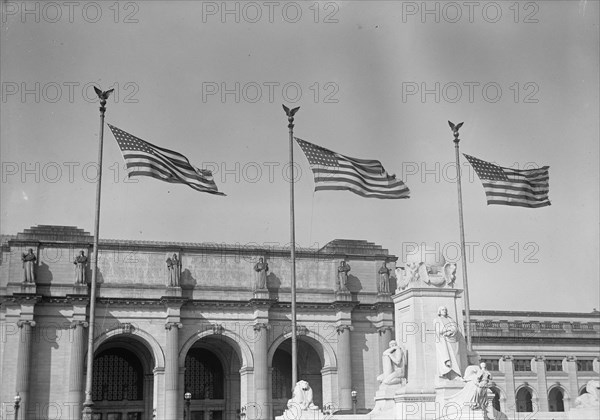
[378,262,390,294]
[73,250,88,284]
[166,254,181,287]
[377,340,407,385]
[21,248,36,283]
[253,257,269,290]
[337,260,351,291]
[433,306,462,380]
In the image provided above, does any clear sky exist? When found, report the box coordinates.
[1,0,598,312]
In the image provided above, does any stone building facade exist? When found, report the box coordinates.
[0,225,598,420]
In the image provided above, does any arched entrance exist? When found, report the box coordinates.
[92,337,154,419]
[271,338,323,416]
[516,387,533,412]
[183,336,242,420]
[489,387,502,412]
[548,387,565,412]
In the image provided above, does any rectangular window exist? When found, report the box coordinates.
[481,358,500,371]
[577,359,595,371]
[545,359,563,372]
[514,359,532,372]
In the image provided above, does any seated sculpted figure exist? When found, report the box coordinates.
[288,380,318,411]
[446,363,492,410]
[576,380,600,408]
[377,340,407,385]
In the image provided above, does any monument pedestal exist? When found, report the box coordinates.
[370,384,404,415]
[276,407,326,420]
[334,290,352,301]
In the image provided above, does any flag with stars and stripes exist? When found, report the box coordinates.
[107,124,225,196]
[464,154,550,208]
[295,137,410,199]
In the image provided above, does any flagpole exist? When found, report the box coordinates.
[283,104,299,389]
[82,88,112,420]
[450,122,473,352]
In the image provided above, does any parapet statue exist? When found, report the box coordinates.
[253,257,269,290]
[166,253,181,287]
[378,262,390,294]
[446,363,492,410]
[433,306,462,380]
[73,250,88,284]
[377,340,407,385]
[21,248,36,283]
[337,260,351,291]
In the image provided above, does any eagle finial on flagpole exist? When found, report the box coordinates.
[283,104,300,129]
[94,86,114,113]
[448,121,464,142]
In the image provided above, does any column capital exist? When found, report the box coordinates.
[563,355,577,362]
[70,320,89,329]
[336,325,353,334]
[377,326,393,335]
[533,355,546,362]
[17,320,36,328]
[501,355,514,361]
[165,322,182,330]
[253,322,270,332]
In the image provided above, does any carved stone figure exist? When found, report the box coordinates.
[446,363,492,410]
[337,260,351,291]
[378,262,390,294]
[287,380,318,410]
[73,250,88,284]
[254,257,269,290]
[21,248,36,283]
[377,340,407,385]
[433,306,462,380]
[576,380,600,408]
[398,245,457,290]
[166,254,181,287]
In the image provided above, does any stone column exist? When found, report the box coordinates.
[164,321,182,420]
[531,356,549,411]
[16,320,36,420]
[336,324,353,410]
[253,322,270,420]
[500,355,516,414]
[563,356,578,410]
[67,321,88,419]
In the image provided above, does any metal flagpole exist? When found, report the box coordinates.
[283,104,300,388]
[82,88,113,420]
[449,121,473,352]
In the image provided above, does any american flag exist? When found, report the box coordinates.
[295,138,410,199]
[108,124,224,195]
[464,154,550,208]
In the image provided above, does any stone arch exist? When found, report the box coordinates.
[179,329,254,369]
[91,326,162,419]
[93,325,165,369]
[548,384,569,412]
[267,330,337,369]
[515,384,536,412]
[489,383,507,412]
[179,329,250,420]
